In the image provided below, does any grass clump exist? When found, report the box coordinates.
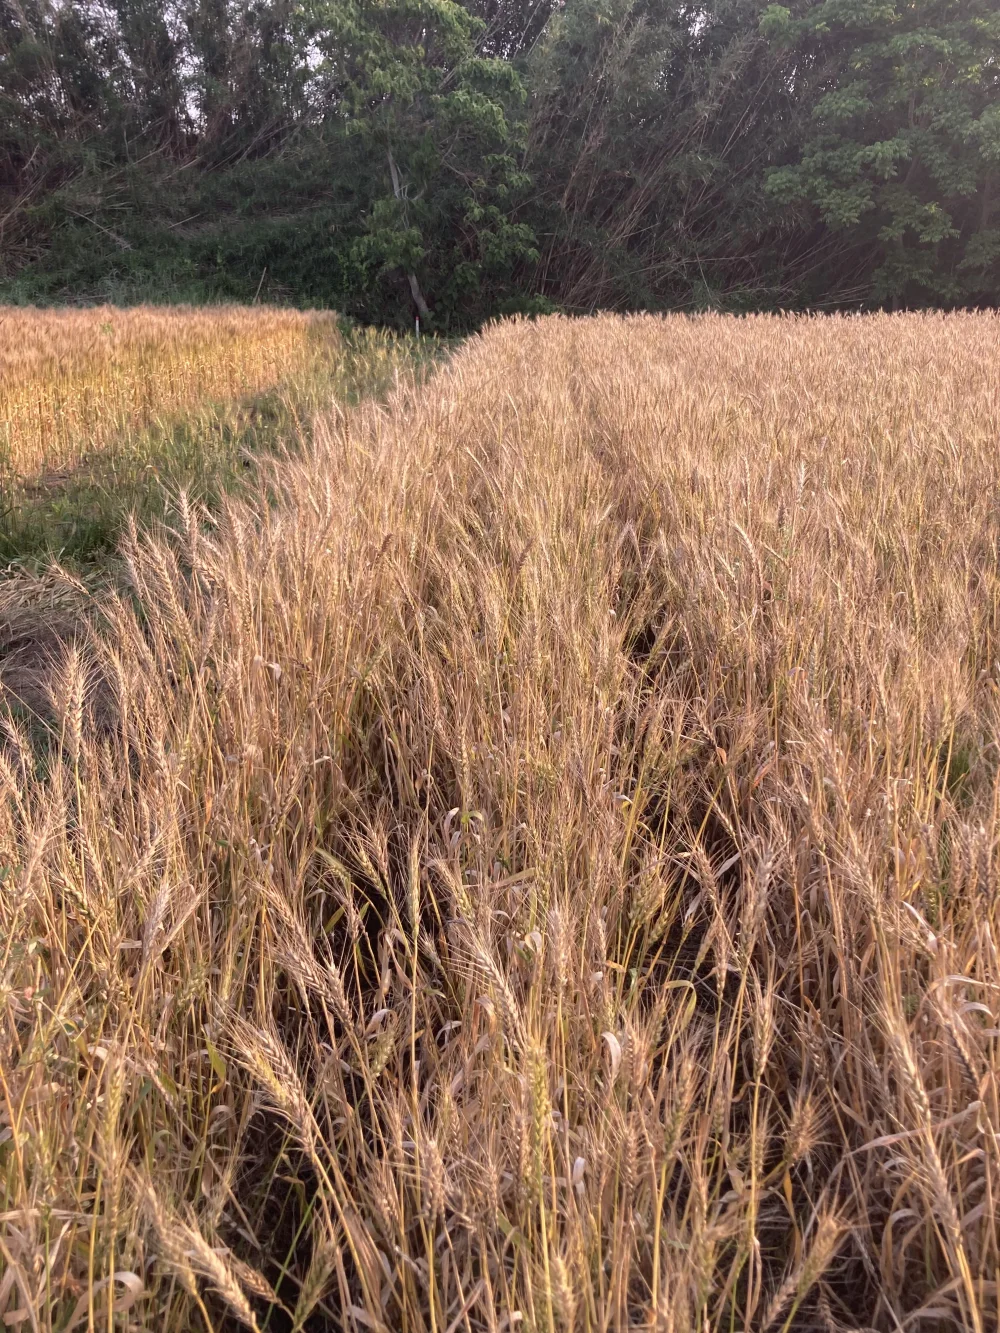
[1,312,999,1331]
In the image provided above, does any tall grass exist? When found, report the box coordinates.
[1,312,999,1331]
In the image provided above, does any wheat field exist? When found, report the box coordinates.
[0,305,339,481]
[2,311,999,1332]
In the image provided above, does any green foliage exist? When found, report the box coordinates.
[522,0,820,310]
[2,0,1000,314]
[307,0,537,326]
[763,0,1000,304]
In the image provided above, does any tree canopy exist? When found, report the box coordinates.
[2,0,998,324]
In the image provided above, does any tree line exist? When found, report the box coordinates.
[2,0,998,327]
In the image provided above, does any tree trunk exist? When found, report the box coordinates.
[387,150,431,322]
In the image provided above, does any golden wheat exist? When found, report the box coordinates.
[0,304,339,480]
[2,311,999,1331]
